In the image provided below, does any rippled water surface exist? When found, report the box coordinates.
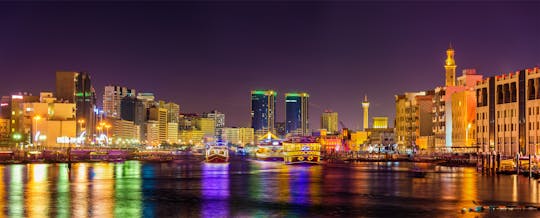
[1,159,540,217]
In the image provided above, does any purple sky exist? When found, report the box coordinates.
[1,1,539,129]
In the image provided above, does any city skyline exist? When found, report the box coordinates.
[1,2,540,128]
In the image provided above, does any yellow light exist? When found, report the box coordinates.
[33,115,41,121]
[78,119,85,124]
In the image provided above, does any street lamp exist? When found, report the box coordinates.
[466,123,472,152]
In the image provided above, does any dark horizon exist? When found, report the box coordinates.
[1,1,539,128]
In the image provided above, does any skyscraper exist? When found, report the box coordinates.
[55,71,97,137]
[250,90,276,135]
[285,92,309,136]
[103,85,136,118]
[320,110,338,134]
[362,95,370,130]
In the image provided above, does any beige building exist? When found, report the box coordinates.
[395,91,434,148]
[167,122,179,144]
[146,120,160,146]
[193,117,216,138]
[451,89,476,149]
[110,119,140,145]
[178,130,205,145]
[103,86,136,118]
[222,127,255,146]
[476,67,540,156]
[320,110,339,134]
[148,107,168,143]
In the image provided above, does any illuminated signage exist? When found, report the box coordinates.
[11,95,23,99]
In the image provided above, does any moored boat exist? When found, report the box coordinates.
[283,136,321,164]
[205,142,229,163]
[255,132,284,161]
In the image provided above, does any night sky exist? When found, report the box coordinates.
[1,1,539,129]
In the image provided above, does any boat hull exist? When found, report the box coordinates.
[284,155,320,164]
[206,154,229,163]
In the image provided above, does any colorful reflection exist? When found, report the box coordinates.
[72,163,89,218]
[114,161,142,217]
[90,163,114,218]
[202,163,230,218]
[27,164,49,218]
[57,164,70,218]
[9,164,24,217]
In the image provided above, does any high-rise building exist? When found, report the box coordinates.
[251,90,276,135]
[103,85,136,118]
[148,106,168,144]
[167,122,179,144]
[203,110,225,139]
[162,102,180,123]
[372,117,388,129]
[362,95,370,130]
[8,93,39,143]
[55,71,97,138]
[285,92,309,136]
[146,120,160,146]
[110,119,140,145]
[320,110,339,134]
[120,96,146,125]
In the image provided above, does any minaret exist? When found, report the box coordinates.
[362,95,370,130]
[444,43,457,87]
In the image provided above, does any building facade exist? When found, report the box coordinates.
[320,110,339,134]
[285,92,309,136]
[103,85,136,119]
[251,90,276,135]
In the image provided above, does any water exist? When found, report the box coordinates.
[0,160,539,217]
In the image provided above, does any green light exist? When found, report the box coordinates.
[285,92,309,97]
[251,90,277,96]
[75,92,93,97]
[12,133,21,141]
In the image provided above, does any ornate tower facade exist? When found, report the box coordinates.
[362,95,370,130]
[445,44,457,87]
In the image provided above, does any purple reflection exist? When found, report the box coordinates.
[290,168,309,206]
[202,163,229,217]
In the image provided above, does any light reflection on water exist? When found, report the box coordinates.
[0,161,538,217]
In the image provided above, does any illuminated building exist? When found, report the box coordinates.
[162,102,180,123]
[166,122,178,144]
[203,110,225,139]
[395,91,434,148]
[103,85,136,118]
[110,119,140,145]
[178,113,200,130]
[476,67,540,155]
[148,106,168,144]
[362,95,370,130]
[364,128,395,146]
[193,117,216,138]
[372,117,388,129]
[0,118,10,145]
[55,71,97,137]
[320,110,338,134]
[221,127,254,146]
[145,120,160,146]
[285,92,309,136]
[178,130,204,145]
[8,92,39,143]
[450,70,482,150]
[445,43,457,87]
[20,92,77,146]
[250,90,276,135]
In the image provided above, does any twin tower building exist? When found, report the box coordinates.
[250,90,309,137]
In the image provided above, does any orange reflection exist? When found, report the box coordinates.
[277,165,290,203]
[308,166,322,205]
[26,164,49,218]
[72,163,89,218]
[90,163,114,218]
